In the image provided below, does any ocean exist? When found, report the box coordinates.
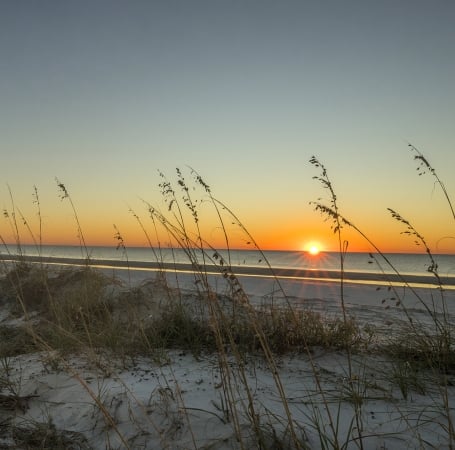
[2,244,455,286]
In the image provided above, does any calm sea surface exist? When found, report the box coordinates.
[4,245,455,281]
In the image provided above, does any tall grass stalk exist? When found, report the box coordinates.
[409,143,455,220]
[113,224,131,287]
[55,178,89,260]
[1,187,51,324]
[310,148,455,448]
[145,168,306,448]
[203,195,356,448]
[5,185,24,257]
[310,156,365,449]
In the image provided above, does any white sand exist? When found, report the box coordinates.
[1,268,455,449]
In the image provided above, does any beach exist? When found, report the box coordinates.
[3,0,455,447]
[1,261,455,449]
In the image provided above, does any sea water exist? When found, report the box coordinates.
[4,244,455,279]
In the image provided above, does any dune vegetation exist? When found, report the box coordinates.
[0,146,454,449]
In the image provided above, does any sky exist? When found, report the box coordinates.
[1,0,454,254]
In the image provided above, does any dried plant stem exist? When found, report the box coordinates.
[409,143,455,221]
[55,178,89,260]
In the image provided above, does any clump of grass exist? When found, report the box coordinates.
[144,301,218,355]
[1,256,371,360]
[0,418,92,450]
[0,262,49,313]
[0,261,143,356]
[385,324,455,373]
[45,268,113,328]
[0,325,37,358]
[231,309,368,354]
[0,356,22,400]
[274,309,367,351]
[35,268,144,355]
[390,359,427,400]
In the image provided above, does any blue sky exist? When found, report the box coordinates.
[1,1,454,251]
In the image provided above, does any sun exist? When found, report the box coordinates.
[303,241,323,255]
[308,245,320,256]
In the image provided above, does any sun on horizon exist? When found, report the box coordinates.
[303,241,323,255]
[308,245,320,255]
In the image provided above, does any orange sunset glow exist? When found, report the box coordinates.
[0,2,453,257]
[5,192,454,256]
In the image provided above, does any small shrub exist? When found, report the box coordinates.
[144,303,217,355]
[0,418,92,450]
[0,325,37,357]
[0,262,50,312]
[259,309,367,354]
[391,360,426,399]
[385,326,455,373]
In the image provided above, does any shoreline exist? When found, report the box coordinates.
[2,254,455,287]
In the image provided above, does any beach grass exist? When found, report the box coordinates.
[0,147,454,449]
